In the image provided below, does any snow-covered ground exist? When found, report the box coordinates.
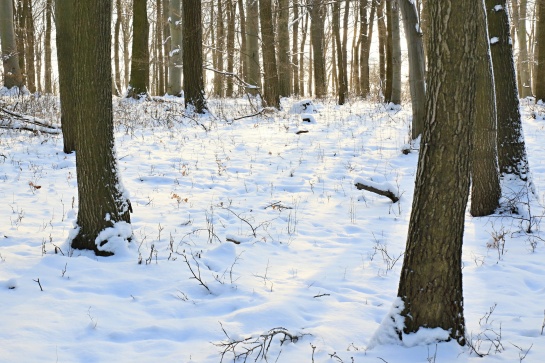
[1,95,544,362]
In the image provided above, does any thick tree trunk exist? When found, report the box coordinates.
[55,0,76,153]
[360,0,375,96]
[127,0,149,98]
[71,0,132,256]
[396,0,477,345]
[44,0,52,94]
[487,0,530,180]
[182,0,206,113]
[0,0,23,89]
[535,0,545,101]
[399,0,426,139]
[167,0,182,96]
[246,0,261,95]
[471,0,501,217]
[277,0,291,96]
[310,0,326,98]
[258,0,281,108]
[385,0,393,101]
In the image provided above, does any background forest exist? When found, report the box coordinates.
[2,0,545,362]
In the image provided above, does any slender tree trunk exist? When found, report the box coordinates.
[310,0,326,98]
[399,0,426,139]
[259,0,281,108]
[127,0,149,98]
[114,0,122,95]
[16,1,26,85]
[214,0,225,97]
[471,0,501,217]
[168,0,182,96]
[377,0,387,96]
[226,0,236,97]
[121,1,132,88]
[333,0,347,104]
[300,10,309,95]
[360,0,375,96]
[513,0,532,97]
[396,0,477,345]
[55,0,76,153]
[44,0,52,93]
[535,0,545,100]
[385,0,393,101]
[292,0,300,96]
[156,0,165,95]
[23,0,36,93]
[0,0,24,89]
[182,0,206,112]
[71,0,132,256]
[238,0,248,94]
[390,0,402,104]
[277,0,291,96]
[163,0,170,92]
[246,0,261,94]
[487,0,530,180]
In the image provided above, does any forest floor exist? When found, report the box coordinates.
[1,94,545,362]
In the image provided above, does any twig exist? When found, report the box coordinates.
[33,278,43,291]
[355,181,399,203]
[179,251,211,293]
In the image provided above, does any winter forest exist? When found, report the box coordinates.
[2,0,545,361]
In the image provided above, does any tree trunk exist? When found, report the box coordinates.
[277,0,291,96]
[333,0,347,104]
[390,0,402,104]
[360,0,375,96]
[377,0,387,97]
[246,0,261,94]
[310,0,326,98]
[535,0,545,101]
[226,0,236,97]
[487,0,530,180]
[182,0,206,113]
[300,10,309,95]
[292,0,300,96]
[513,0,532,97]
[214,0,225,97]
[163,0,170,93]
[238,0,247,95]
[55,0,76,153]
[167,0,182,96]
[385,0,393,101]
[156,0,165,95]
[399,0,426,139]
[0,0,24,89]
[121,1,132,89]
[114,0,123,95]
[396,0,477,345]
[471,0,501,217]
[44,0,52,93]
[23,0,36,93]
[127,0,149,98]
[259,0,281,108]
[70,0,132,256]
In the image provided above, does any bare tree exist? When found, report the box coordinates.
[259,0,281,108]
[0,0,24,89]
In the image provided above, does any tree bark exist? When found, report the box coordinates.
[486,0,530,180]
[513,0,532,97]
[535,0,545,101]
[0,0,24,89]
[310,0,326,98]
[55,0,76,153]
[399,0,426,139]
[360,0,375,96]
[226,0,236,97]
[44,0,52,93]
[390,0,402,104]
[292,0,300,96]
[277,0,291,96]
[167,0,182,96]
[70,0,132,256]
[333,0,347,104]
[471,0,501,217]
[377,0,387,96]
[214,0,225,97]
[127,0,149,98]
[182,0,206,113]
[259,0,281,108]
[114,0,123,95]
[396,0,477,345]
[246,0,261,95]
[23,0,36,93]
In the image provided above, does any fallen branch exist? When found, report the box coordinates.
[0,107,61,134]
[354,179,399,203]
[214,324,309,363]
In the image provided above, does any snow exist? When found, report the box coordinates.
[490,37,499,44]
[1,95,545,362]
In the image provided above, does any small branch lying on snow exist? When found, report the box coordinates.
[0,107,61,134]
[354,179,399,203]
[214,324,310,363]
